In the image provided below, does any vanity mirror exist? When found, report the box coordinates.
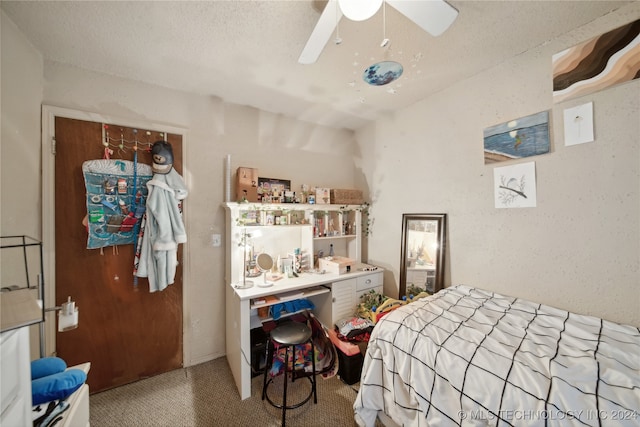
[399,214,446,297]
[256,253,274,287]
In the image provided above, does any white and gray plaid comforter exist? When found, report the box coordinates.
[354,285,640,426]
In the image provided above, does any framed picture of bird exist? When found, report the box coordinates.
[493,161,537,208]
[483,110,550,164]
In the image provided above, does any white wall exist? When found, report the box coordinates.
[40,62,358,365]
[1,11,43,237]
[357,5,640,327]
[2,9,358,365]
[1,10,45,359]
[3,4,638,373]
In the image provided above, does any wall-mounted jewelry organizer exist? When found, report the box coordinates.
[83,159,152,249]
[82,126,166,250]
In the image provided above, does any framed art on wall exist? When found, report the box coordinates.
[483,111,550,164]
[493,161,537,208]
[257,177,291,203]
[552,19,640,104]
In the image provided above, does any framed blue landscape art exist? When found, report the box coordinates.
[483,111,550,164]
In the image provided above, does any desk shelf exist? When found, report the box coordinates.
[224,202,364,284]
[250,309,307,329]
[250,285,329,309]
[249,286,330,329]
[313,235,356,240]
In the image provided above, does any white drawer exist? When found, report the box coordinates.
[356,272,382,292]
[1,327,30,425]
[1,330,20,414]
[332,278,357,325]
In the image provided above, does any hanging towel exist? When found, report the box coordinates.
[135,168,188,292]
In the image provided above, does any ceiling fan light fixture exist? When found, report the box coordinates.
[363,60,403,86]
[338,0,383,21]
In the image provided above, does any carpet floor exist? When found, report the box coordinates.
[89,356,369,426]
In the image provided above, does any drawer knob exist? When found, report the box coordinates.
[365,279,371,284]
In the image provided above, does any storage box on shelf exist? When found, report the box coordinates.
[318,256,355,275]
[315,188,331,204]
[330,189,364,205]
[236,167,259,202]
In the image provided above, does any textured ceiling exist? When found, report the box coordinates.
[1,1,635,130]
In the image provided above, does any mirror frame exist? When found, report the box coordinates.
[399,213,447,298]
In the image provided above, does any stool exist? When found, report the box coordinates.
[261,321,317,427]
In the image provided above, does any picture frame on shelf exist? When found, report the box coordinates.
[257,177,291,203]
[315,187,330,204]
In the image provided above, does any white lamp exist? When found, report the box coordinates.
[339,0,383,21]
[234,229,262,289]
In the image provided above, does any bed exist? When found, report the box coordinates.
[354,285,640,426]
[32,362,91,427]
[58,362,91,427]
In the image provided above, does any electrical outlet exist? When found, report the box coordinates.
[212,234,222,247]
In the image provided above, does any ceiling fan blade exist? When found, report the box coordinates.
[298,0,343,64]
[387,0,458,37]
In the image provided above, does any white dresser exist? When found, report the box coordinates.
[0,327,32,426]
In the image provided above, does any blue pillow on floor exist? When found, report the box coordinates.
[31,357,67,380]
[31,369,87,405]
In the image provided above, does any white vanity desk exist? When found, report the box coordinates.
[225,268,382,400]
[223,201,381,399]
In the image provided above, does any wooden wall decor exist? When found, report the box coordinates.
[553,19,640,103]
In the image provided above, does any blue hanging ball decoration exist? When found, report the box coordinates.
[363,61,403,86]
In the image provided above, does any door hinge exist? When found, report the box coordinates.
[51,137,56,155]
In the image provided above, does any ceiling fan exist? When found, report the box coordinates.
[299,0,459,64]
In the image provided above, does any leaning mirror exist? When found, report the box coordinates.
[399,214,447,297]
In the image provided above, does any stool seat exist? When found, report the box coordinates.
[262,319,318,427]
[270,321,312,346]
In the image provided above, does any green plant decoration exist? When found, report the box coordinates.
[360,202,372,236]
[359,289,387,310]
[406,284,425,298]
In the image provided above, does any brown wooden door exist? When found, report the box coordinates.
[53,117,183,393]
